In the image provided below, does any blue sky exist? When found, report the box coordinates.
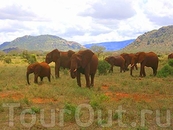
[0,0,173,44]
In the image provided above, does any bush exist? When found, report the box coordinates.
[3,57,12,64]
[64,102,77,122]
[22,51,37,64]
[27,54,37,64]
[157,64,173,77]
[168,59,173,67]
[97,60,110,75]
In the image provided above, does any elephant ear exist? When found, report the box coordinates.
[78,49,94,68]
[51,49,60,62]
[67,50,75,57]
[137,52,146,63]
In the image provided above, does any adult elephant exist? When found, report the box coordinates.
[45,49,75,78]
[168,53,173,59]
[131,52,159,77]
[26,62,51,85]
[120,53,138,71]
[104,55,125,73]
[70,49,98,88]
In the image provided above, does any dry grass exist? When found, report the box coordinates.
[0,55,173,130]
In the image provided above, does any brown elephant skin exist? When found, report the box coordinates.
[120,53,138,71]
[70,49,98,88]
[45,49,75,78]
[105,55,125,73]
[131,52,158,77]
[26,62,51,85]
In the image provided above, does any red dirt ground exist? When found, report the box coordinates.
[0,91,58,104]
[101,85,171,102]
[0,86,172,104]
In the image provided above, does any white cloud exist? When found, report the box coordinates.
[0,0,172,45]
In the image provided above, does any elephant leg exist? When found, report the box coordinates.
[140,65,146,77]
[85,73,90,88]
[152,67,157,76]
[76,72,81,87]
[135,64,138,70]
[109,66,113,73]
[120,67,122,73]
[130,67,133,76]
[139,65,143,77]
[48,75,51,82]
[55,64,60,78]
[34,74,38,83]
[90,74,95,87]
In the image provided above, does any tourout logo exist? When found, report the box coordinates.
[2,103,171,128]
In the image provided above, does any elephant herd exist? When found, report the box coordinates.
[105,52,159,77]
[27,49,173,88]
[26,49,98,88]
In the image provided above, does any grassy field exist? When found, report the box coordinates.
[0,55,173,130]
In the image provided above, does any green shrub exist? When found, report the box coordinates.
[64,102,77,122]
[168,59,173,67]
[3,57,12,64]
[22,51,37,64]
[27,54,37,64]
[157,64,173,77]
[97,60,110,75]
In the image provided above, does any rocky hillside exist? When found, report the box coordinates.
[121,25,173,53]
[0,35,85,51]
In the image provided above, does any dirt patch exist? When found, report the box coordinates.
[0,91,58,104]
[102,85,172,102]
[0,91,23,100]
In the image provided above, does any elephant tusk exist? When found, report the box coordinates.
[73,69,77,72]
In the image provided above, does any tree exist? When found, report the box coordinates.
[90,45,106,57]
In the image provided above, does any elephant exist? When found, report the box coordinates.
[45,49,75,78]
[104,55,125,73]
[168,53,173,59]
[70,49,98,88]
[26,62,51,85]
[120,53,138,71]
[130,52,159,77]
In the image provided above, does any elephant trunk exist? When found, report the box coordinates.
[70,68,77,79]
[26,72,30,85]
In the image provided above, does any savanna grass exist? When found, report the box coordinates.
[0,55,173,129]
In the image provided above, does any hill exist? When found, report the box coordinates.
[121,25,173,53]
[84,39,135,51]
[0,35,84,52]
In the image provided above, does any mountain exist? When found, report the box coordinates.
[0,35,84,51]
[121,25,173,53]
[84,39,135,51]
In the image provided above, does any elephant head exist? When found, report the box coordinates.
[104,56,115,65]
[45,49,60,63]
[67,50,75,58]
[131,52,146,67]
[70,49,94,79]
[130,52,146,76]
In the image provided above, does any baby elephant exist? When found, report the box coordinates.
[105,55,125,73]
[26,62,51,85]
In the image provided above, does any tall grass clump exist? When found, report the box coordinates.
[63,102,78,122]
[97,60,110,75]
[157,59,173,77]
